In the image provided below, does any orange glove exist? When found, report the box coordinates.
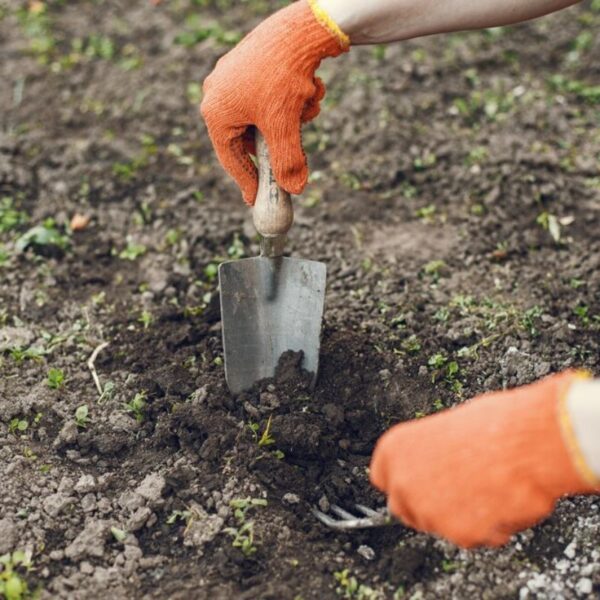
[370,371,599,548]
[200,1,349,205]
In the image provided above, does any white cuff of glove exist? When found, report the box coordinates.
[567,379,600,480]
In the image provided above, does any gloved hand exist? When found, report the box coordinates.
[370,370,599,548]
[200,0,349,205]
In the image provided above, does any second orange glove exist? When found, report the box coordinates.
[370,371,599,548]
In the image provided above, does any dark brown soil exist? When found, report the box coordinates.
[1,1,599,599]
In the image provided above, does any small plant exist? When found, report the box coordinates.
[434,307,450,322]
[15,218,69,253]
[415,204,436,221]
[536,211,561,243]
[166,510,192,525]
[399,334,421,355]
[165,229,181,246]
[175,16,241,48]
[224,497,267,557]
[110,527,127,543]
[75,405,90,428]
[123,391,147,423]
[547,74,600,104]
[413,151,437,171]
[333,569,382,599]
[203,263,218,282]
[47,368,65,389]
[9,346,46,363]
[0,550,33,600]
[422,260,446,282]
[118,238,146,261]
[8,418,28,435]
[573,304,590,327]
[138,310,153,330]
[257,415,275,447]
[428,353,447,370]
[465,146,488,166]
[0,197,28,233]
[521,306,543,337]
[227,234,245,260]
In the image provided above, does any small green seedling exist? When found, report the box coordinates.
[110,527,127,543]
[138,310,153,330]
[47,368,65,389]
[536,211,561,243]
[8,418,28,435]
[0,197,28,233]
[224,497,267,557]
[9,346,46,363]
[227,234,245,260]
[333,569,382,599]
[0,550,33,600]
[203,263,218,282]
[123,391,147,423]
[15,218,69,253]
[118,238,146,261]
[428,353,447,370]
[521,306,543,337]
[166,510,192,525]
[257,415,275,447]
[573,305,590,327]
[75,405,90,428]
[422,260,446,283]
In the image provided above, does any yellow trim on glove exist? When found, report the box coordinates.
[558,370,600,488]
[307,0,350,49]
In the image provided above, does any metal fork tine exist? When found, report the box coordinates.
[312,504,393,530]
[354,503,381,518]
[330,505,356,520]
[311,508,345,529]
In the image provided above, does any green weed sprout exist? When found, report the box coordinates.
[0,550,33,600]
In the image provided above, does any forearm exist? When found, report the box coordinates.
[567,379,600,481]
[318,0,581,44]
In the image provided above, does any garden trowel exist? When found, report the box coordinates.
[218,130,326,395]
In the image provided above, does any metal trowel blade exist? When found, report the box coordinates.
[219,256,326,395]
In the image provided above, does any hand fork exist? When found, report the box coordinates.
[312,503,394,530]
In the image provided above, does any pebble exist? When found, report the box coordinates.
[575,578,592,595]
[42,493,73,517]
[127,507,152,531]
[80,561,94,575]
[64,520,110,560]
[75,475,97,494]
[81,493,97,513]
[282,493,300,505]
[564,541,577,559]
[318,495,330,512]
[135,473,166,506]
[357,545,375,561]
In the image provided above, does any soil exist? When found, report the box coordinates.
[1,1,599,599]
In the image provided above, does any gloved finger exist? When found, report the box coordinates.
[205,123,258,205]
[301,76,326,123]
[261,118,308,195]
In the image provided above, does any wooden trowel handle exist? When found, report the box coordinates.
[253,130,294,240]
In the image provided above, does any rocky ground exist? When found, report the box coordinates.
[0,0,599,598]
